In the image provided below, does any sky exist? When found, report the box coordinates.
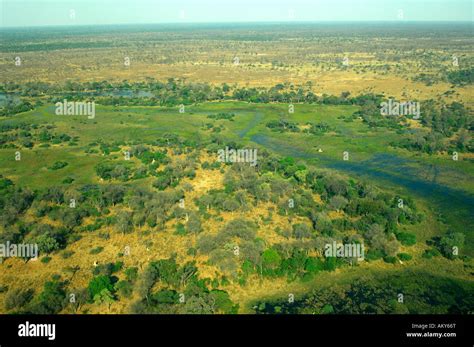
[1,0,472,27]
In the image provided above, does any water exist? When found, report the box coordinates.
[251,134,474,252]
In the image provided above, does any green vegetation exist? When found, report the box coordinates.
[0,22,472,315]
[253,271,474,314]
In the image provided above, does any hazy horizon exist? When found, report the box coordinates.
[1,0,472,28]
[1,20,472,31]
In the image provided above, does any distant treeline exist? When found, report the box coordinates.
[2,79,360,105]
[413,67,474,86]
[1,79,472,154]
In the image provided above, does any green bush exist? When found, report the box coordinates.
[4,288,34,310]
[41,256,52,264]
[88,275,115,299]
[397,253,412,261]
[90,246,104,255]
[48,161,68,170]
[422,248,441,259]
[366,249,384,261]
[396,232,417,246]
[383,256,398,264]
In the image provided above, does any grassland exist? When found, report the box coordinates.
[2,23,473,106]
[0,22,472,315]
[0,100,472,313]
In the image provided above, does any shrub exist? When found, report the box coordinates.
[61,250,74,259]
[396,232,417,246]
[175,223,186,235]
[88,275,115,299]
[90,246,104,255]
[397,253,412,261]
[41,256,52,264]
[125,267,139,282]
[34,280,67,314]
[383,256,398,264]
[422,248,441,259]
[115,280,133,298]
[4,288,34,310]
[48,161,68,170]
[366,249,384,261]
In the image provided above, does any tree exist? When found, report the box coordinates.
[153,257,179,287]
[221,219,257,240]
[116,211,133,234]
[88,275,114,299]
[100,185,126,206]
[137,265,157,301]
[125,267,139,283]
[396,232,416,246]
[304,257,324,274]
[196,235,218,254]
[182,296,214,314]
[34,280,67,314]
[178,262,198,288]
[209,249,239,274]
[69,288,89,313]
[36,234,60,254]
[438,232,464,259]
[454,129,470,151]
[198,194,214,211]
[312,212,333,235]
[383,236,401,257]
[94,288,115,310]
[151,289,178,304]
[111,165,130,181]
[323,176,349,197]
[365,224,386,250]
[292,223,313,239]
[4,288,34,311]
[222,197,240,212]
[261,248,282,274]
[209,290,237,314]
[186,213,202,234]
[329,195,348,211]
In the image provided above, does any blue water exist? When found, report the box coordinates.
[251,133,474,252]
